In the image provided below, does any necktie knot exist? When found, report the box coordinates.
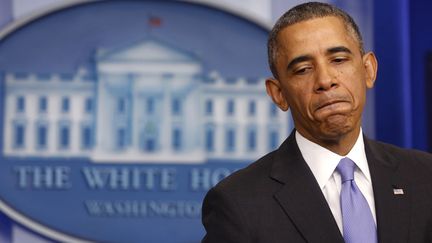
[336,157,355,182]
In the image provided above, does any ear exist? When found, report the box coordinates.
[265,78,289,111]
[362,52,378,89]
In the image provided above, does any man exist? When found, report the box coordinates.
[201,2,432,243]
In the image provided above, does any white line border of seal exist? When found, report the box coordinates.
[0,0,271,242]
[0,0,271,39]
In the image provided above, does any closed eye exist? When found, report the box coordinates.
[293,66,312,75]
[332,57,348,64]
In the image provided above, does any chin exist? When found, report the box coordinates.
[319,118,355,140]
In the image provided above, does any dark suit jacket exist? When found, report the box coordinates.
[201,132,432,243]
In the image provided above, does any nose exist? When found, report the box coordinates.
[314,64,338,92]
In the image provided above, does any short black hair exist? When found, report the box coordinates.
[267,2,364,79]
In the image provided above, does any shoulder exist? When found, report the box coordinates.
[201,150,281,243]
[214,150,280,197]
[203,145,287,212]
[366,138,432,181]
[367,139,432,164]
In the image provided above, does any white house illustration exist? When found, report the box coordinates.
[3,38,290,163]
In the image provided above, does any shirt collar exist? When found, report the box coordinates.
[295,129,371,189]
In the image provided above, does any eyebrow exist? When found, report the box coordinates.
[286,55,313,71]
[327,46,352,55]
[286,46,353,71]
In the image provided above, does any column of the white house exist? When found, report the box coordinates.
[77,93,89,154]
[47,95,57,154]
[257,99,269,155]
[27,92,37,155]
[255,99,262,158]
[212,122,222,159]
[131,76,140,152]
[26,93,36,154]
[69,93,83,154]
[95,74,108,151]
[236,97,247,158]
[72,70,92,155]
[160,76,172,154]
[29,91,45,155]
[213,95,224,157]
[201,92,211,157]
[9,76,21,155]
[190,80,203,152]
[50,93,60,154]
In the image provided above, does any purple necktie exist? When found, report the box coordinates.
[336,157,377,243]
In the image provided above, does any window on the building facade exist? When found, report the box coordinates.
[59,124,70,149]
[247,128,256,151]
[225,128,236,152]
[248,100,256,116]
[117,128,126,149]
[36,74,51,81]
[85,98,93,114]
[36,123,48,149]
[61,97,70,113]
[269,130,279,150]
[172,98,182,115]
[227,99,235,116]
[205,126,214,152]
[117,98,126,114]
[39,97,48,113]
[172,128,182,151]
[81,125,93,149]
[145,137,156,152]
[15,73,28,80]
[205,99,213,116]
[14,123,25,148]
[16,96,25,113]
[147,97,154,114]
[60,73,74,81]
[142,122,157,152]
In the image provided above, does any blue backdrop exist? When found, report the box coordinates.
[374,0,432,152]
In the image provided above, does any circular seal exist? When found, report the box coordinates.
[0,1,289,242]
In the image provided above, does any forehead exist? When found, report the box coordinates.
[276,16,359,57]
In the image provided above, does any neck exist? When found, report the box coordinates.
[299,127,361,156]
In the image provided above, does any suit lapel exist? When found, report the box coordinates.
[364,138,411,243]
[270,132,344,243]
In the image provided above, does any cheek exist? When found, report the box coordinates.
[290,93,313,117]
[286,84,309,103]
[339,67,367,100]
[286,82,318,116]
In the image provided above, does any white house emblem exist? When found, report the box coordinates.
[0,1,291,242]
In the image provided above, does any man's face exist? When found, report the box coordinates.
[266,16,377,145]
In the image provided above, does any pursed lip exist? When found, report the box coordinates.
[315,99,348,112]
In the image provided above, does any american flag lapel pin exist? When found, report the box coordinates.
[393,188,404,195]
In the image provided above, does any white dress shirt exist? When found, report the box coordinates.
[295,129,376,234]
